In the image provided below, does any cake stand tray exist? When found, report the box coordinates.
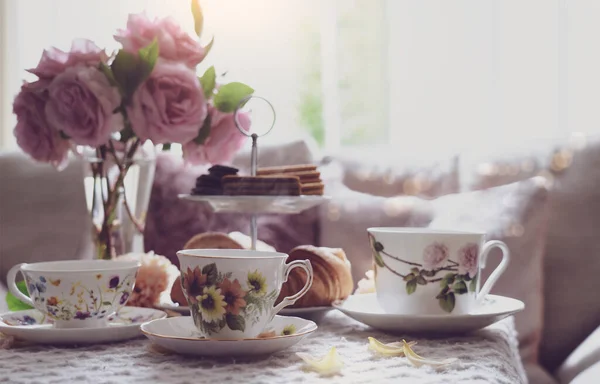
[178,194,330,214]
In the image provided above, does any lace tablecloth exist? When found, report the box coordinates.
[0,311,526,384]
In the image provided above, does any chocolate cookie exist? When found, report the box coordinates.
[222,175,301,196]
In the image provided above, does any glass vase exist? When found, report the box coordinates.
[81,142,156,260]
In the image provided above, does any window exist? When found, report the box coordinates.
[2,1,599,155]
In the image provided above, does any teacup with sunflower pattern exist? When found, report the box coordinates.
[177,249,313,339]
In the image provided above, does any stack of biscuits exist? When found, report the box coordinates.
[256,164,324,196]
[191,165,238,195]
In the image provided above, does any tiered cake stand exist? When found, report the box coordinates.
[178,95,330,249]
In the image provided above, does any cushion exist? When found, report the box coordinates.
[319,161,434,283]
[462,134,600,371]
[325,148,460,198]
[0,152,92,286]
[429,177,550,367]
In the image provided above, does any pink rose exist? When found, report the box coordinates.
[127,60,207,144]
[28,39,108,79]
[115,13,208,68]
[457,243,479,278]
[45,65,122,147]
[422,242,449,270]
[182,106,249,165]
[13,81,70,167]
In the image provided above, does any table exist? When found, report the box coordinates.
[0,311,526,384]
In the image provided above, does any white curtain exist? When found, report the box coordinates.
[1,0,599,156]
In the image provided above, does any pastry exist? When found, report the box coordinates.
[184,232,245,250]
[257,164,324,196]
[222,175,301,196]
[170,276,187,305]
[256,164,317,175]
[277,246,353,308]
[191,165,239,195]
[300,182,325,196]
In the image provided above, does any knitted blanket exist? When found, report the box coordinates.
[0,312,526,384]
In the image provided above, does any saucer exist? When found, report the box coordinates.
[141,315,317,357]
[333,293,524,334]
[279,306,334,323]
[0,307,167,344]
[156,301,190,315]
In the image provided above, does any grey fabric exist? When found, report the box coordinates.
[0,152,93,288]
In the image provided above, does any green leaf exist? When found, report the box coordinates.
[202,263,218,286]
[162,143,172,151]
[191,0,204,37]
[421,269,436,277]
[438,292,456,313]
[6,281,33,311]
[455,275,464,281]
[193,112,212,145]
[469,274,478,292]
[411,267,420,274]
[436,286,450,299]
[199,66,216,99]
[403,273,415,282]
[226,314,245,331]
[99,62,119,88]
[111,49,140,101]
[440,272,455,287]
[102,301,112,306]
[453,281,468,294]
[214,82,254,113]
[138,38,159,80]
[406,280,417,295]
[373,251,385,268]
[416,276,427,285]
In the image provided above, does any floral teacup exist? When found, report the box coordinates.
[367,228,510,315]
[7,260,140,328]
[176,249,313,339]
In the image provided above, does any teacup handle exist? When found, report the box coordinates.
[476,240,510,305]
[7,263,34,307]
[270,260,313,318]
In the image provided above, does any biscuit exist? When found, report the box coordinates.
[222,175,301,196]
[301,182,324,196]
[256,164,317,175]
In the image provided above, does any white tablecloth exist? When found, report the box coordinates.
[0,311,526,384]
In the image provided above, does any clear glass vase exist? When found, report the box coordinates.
[81,142,156,260]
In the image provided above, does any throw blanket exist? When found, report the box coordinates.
[0,312,526,384]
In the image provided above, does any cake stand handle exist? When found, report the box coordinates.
[234,95,276,252]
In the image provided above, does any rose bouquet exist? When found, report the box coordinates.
[12,1,253,259]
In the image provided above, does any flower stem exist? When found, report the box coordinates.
[380,259,407,278]
[381,250,423,267]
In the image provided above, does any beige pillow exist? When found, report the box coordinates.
[429,177,550,366]
[325,150,460,198]
[462,134,600,371]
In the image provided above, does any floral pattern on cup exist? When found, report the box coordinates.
[23,273,136,321]
[369,233,479,313]
[181,263,279,336]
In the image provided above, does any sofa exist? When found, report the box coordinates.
[1,135,599,384]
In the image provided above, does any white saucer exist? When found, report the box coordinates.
[141,315,317,357]
[0,307,167,344]
[333,294,524,334]
[279,306,334,323]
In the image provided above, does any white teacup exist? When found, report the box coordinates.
[367,228,510,315]
[7,260,140,328]
[176,249,313,339]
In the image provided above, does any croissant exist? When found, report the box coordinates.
[277,245,354,307]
